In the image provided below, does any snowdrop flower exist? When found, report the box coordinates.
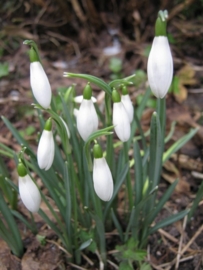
[121,85,134,123]
[112,89,131,142]
[93,144,113,201]
[37,118,55,170]
[17,162,41,213]
[25,42,52,108]
[76,83,98,141]
[74,95,97,103]
[147,10,173,99]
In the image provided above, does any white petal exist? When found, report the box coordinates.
[37,130,55,170]
[30,62,52,108]
[19,175,41,212]
[73,108,79,117]
[76,99,98,141]
[121,95,134,123]
[93,158,113,201]
[60,117,70,138]
[147,36,173,98]
[74,95,97,103]
[113,102,131,142]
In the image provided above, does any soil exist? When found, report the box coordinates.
[0,0,203,269]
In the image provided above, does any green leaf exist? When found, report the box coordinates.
[146,180,178,226]
[149,112,162,190]
[84,126,114,171]
[64,72,112,95]
[104,163,129,219]
[111,208,124,241]
[0,62,9,78]
[109,74,135,88]
[149,209,189,234]
[163,128,198,163]
[133,141,143,204]
[79,239,93,251]
[188,180,203,221]
[119,261,134,270]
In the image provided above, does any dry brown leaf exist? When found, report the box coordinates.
[174,83,188,103]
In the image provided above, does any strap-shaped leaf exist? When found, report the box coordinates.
[133,140,143,204]
[149,209,189,234]
[64,72,112,95]
[149,112,162,190]
[163,128,198,163]
[145,179,178,226]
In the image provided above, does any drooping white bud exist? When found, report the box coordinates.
[113,102,131,142]
[37,129,55,170]
[121,94,134,123]
[147,36,173,98]
[93,157,113,201]
[19,174,41,213]
[30,62,52,108]
[76,99,98,141]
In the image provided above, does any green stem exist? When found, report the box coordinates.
[124,142,133,209]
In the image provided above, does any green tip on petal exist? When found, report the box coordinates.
[44,118,52,131]
[112,89,121,103]
[83,82,92,100]
[17,162,27,177]
[23,40,41,63]
[121,85,128,95]
[29,47,40,62]
[155,10,168,36]
[93,143,103,159]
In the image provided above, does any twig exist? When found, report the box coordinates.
[175,215,187,269]
[180,224,203,255]
[81,252,94,266]
[107,259,119,269]
[158,228,178,243]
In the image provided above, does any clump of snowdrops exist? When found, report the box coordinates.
[0,10,202,269]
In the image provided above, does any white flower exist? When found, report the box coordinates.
[74,95,97,103]
[121,94,134,123]
[19,174,41,213]
[147,36,173,98]
[30,62,52,108]
[60,117,70,138]
[37,130,55,170]
[76,99,98,141]
[93,157,113,201]
[113,102,131,142]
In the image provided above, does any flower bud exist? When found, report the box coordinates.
[147,10,173,99]
[17,162,41,213]
[121,86,134,123]
[29,46,52,108]
[37,118,55,170]
[93,144,113,201]
[76,84,98,141]
[112,89,131,142]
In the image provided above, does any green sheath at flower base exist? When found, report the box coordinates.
[121,85,128,96]
[112,89,121,103]
[17,162,27,177]
[93,143,103,159]
[44,118,52,131]
[29,46,40,63]
[83,83,92,100]
[155,10,168,37]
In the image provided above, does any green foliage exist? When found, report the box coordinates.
[109,57,123,79]
[114,238,151,270]
[0,62,9,78]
